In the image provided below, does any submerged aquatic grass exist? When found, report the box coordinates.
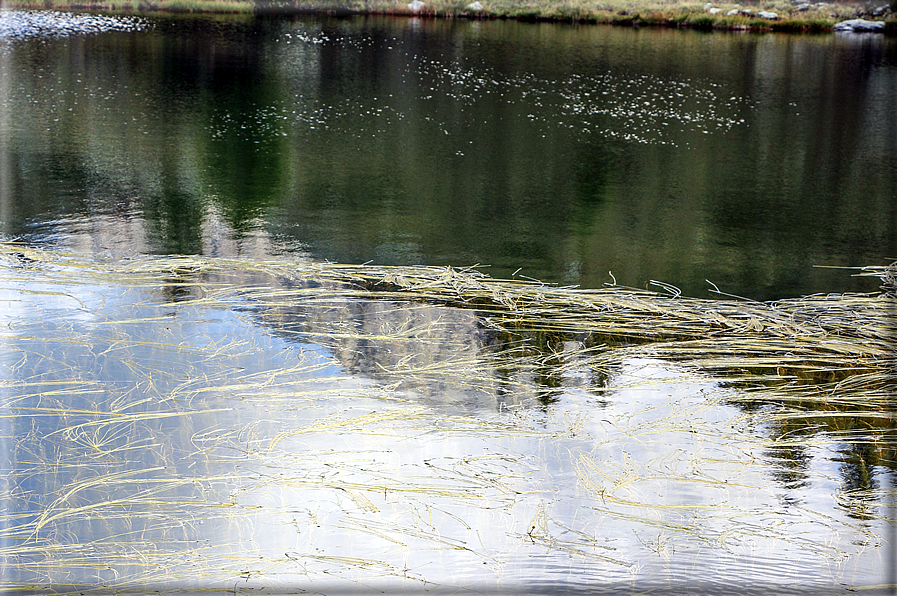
[0,243,894,593]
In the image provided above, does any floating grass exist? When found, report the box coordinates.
[1,243,894,593]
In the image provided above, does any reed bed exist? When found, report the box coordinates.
[1,243,894,593]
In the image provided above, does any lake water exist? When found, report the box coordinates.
[0,9,895,596]
[0,10,895,298]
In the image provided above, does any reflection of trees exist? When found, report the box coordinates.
[837,443,880,521]
[2,16,292,253]
[142,156,205,255]
[273,17,596,281]
[142,17,293,240]
[220,271,609,413]
[229,266,894,509]
[3,18,894,296]
[239,268,895,514]
[697,35,896,299]
[765,444,812,493]
[148,257,892,520]
[730,392,896,514]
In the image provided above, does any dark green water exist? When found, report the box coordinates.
[0,11,895,298]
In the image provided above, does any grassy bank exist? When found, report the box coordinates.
[2,0,895,32]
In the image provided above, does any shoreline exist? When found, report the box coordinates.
[0,0,894,33]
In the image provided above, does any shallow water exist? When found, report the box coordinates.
[0,249,894,594]
[0,11,895,298]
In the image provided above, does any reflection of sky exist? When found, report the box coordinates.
[0,253,893,594]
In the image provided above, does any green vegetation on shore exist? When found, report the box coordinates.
[2,0,895,32]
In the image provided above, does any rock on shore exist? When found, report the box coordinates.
[833,18,885,31]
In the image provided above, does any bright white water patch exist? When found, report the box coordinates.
[0,9,148,41]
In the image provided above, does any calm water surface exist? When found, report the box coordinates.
[1,249,894,594]
[0,10,895,596]
[0,11,895,298]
